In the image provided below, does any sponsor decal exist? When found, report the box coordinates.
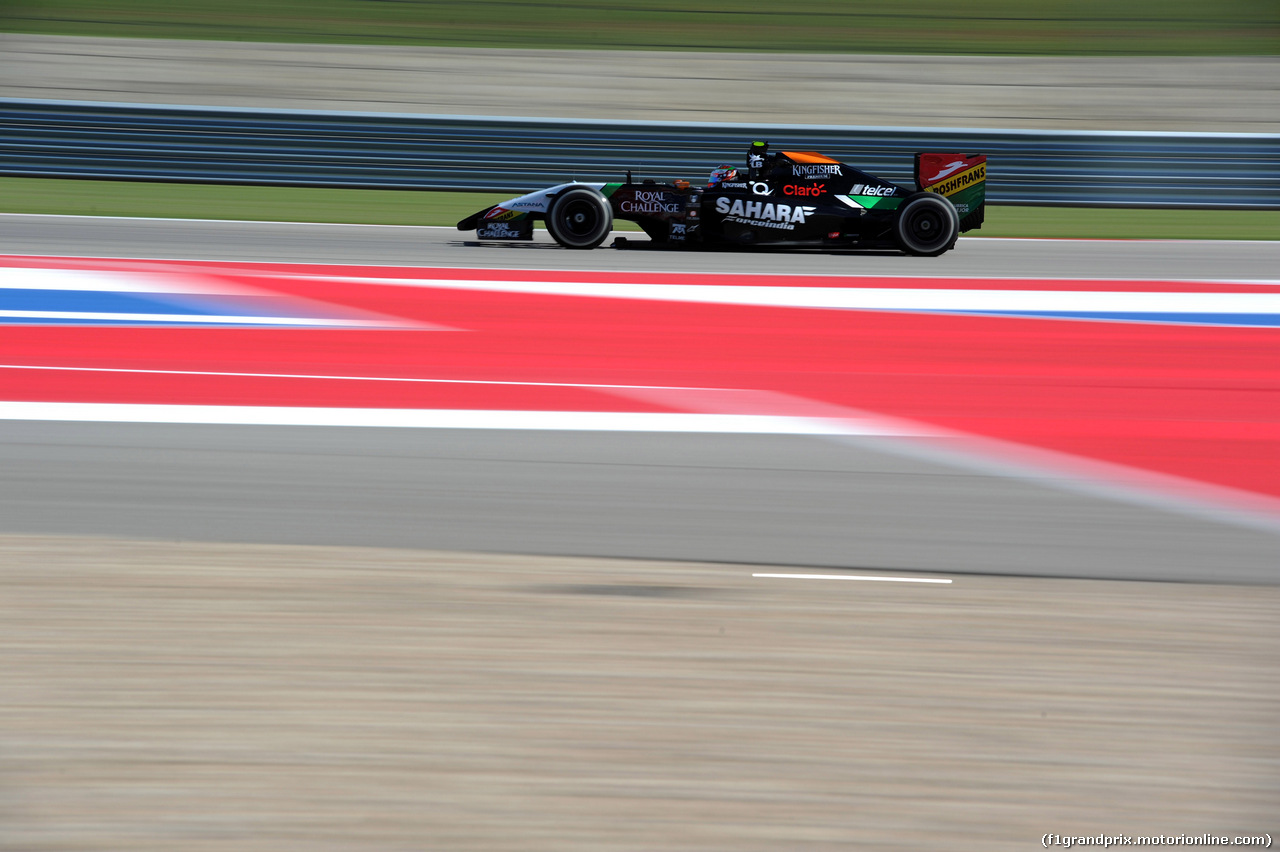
[619,190,682,214]
[791,163,842,178]
[484,207,525,222]
[927,160,969,182]
[720,182,749,189]
[850,184,898,197]
[714,197,816,230]
[928,163,986,197]
[748,153,764,170]
[507,198,547,210]
[783,183,825,197]
[477,221,533,240]
[751,182,773,196]
[670,218,701,241]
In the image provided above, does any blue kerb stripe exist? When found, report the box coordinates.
[0,317,315,327]
[946,310,1280,328]
[0,288,352,326]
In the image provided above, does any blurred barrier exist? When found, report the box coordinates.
[2,98,1277,208]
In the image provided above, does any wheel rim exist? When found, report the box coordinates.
[907,206,944,246]
[558,199,600,238]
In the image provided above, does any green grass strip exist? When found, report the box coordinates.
[2,178,1276,240]
[0,178,506,227]
[4,0,1277,55]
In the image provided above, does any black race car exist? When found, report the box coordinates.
[457,141,986,256]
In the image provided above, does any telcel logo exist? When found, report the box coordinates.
[851,184,897,197]
[784,183,825,197]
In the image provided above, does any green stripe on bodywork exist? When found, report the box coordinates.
[846,195,903,210]
[601,183,623,197]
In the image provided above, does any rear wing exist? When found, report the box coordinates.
[916,153,986,233]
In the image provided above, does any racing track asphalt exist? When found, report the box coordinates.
[5,214,1280,278]
[1,215,1278,584]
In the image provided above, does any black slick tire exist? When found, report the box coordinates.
[893,192,960,257]
[546,187,613,249]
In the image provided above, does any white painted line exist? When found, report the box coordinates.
[295,274,1280,316]
[0,402,858,433]
[2,268,181,292]
[753,572,953,584]
[4,248,1278,287]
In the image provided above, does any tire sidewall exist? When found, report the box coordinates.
[547,187,613,249]
[894,192,959,256]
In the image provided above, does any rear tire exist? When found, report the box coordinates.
[894,192,959,257]
[546,187,613,249]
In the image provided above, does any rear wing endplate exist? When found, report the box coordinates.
[916,153,987,232]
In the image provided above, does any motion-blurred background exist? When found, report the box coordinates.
[3,0,1276,52]
[1,4,1278,851]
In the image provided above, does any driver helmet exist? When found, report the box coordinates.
[708,165,737,186]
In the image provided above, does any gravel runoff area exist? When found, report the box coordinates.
[3,535,1277,851]
[3,34,1279,131]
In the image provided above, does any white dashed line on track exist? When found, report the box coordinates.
[753,573,953,584]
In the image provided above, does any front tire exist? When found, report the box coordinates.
[894,192,959,257]
[546,187,613,249]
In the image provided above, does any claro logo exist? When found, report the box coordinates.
[784,183,825,197]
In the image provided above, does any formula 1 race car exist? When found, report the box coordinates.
[457,141,986,256]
